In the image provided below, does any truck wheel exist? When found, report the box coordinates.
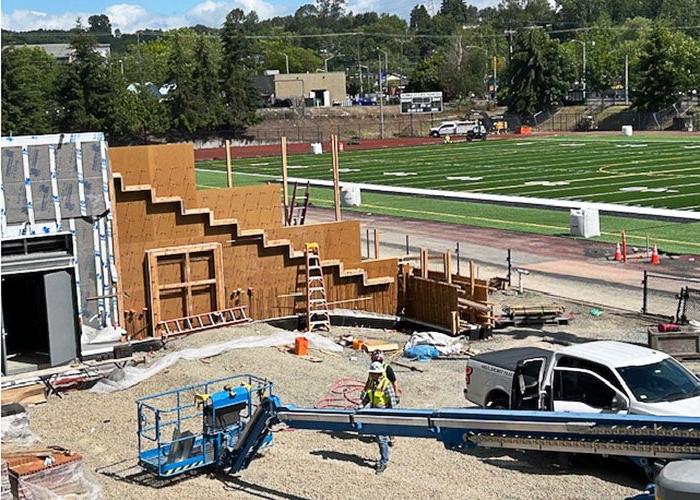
[430,131,439,137]
[485,396,508,409]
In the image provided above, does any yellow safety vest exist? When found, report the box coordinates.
[366,376,390,408]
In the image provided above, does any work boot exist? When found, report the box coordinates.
[388,437,395,447]
[375,462,388,474]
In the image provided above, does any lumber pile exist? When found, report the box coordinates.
[497,304,569,327]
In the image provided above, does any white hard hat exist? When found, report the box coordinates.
[368,361,384,374]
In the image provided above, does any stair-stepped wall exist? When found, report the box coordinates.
[109,143,397,339]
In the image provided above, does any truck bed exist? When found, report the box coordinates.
[471,347,553,372]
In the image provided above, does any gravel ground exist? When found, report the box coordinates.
[26,299,688,500]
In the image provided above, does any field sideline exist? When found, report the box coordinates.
[197,135,700,211]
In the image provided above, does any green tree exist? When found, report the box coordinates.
[166,32,200,134]
[406,53,443,92]
[1,47,59,135]
[220,9,261,134]
[439,38,488,100]
[192,35,223,132]
[109,69,170,144]
[439,0,478,24]
[504,28,571,116]
[409,4,431,30]
[88,14,112,33]
[633,25,700,111]
[259,39,323,73]
[55,27,113,132]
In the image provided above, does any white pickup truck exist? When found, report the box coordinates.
[464,341,700,416]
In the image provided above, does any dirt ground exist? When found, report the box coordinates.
[25,294,693,500]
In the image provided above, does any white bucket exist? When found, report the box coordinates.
[311,142,323,154]
[340,184,361,207]
[621,125,633,137]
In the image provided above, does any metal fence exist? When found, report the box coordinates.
[641,272,700,319]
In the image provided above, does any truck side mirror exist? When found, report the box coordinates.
[610,392,629,412]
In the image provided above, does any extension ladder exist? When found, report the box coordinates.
[158,306,250,338]
[305,242,331,332]
[286,181,310,226]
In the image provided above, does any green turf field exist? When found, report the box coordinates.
[198,135,700,210]
[195,170,700,255]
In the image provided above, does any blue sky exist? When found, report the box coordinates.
[2,0,498,33]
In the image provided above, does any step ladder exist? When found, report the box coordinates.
[286,181,310,226]
[305,242,331,332]
[158,306,251,338]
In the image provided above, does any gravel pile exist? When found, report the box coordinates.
[28,308,660,499]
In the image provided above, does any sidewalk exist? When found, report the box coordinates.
[308,208,700,314]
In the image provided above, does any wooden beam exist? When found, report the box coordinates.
[281,136,289,210]
[332,135,342,221]
[420,248,429,279]
[225,140,233,188]
[469,260,475,296]
[158,278,217,291]
[373,228,380,259]
[184,252,192,316]
[213,244,226,310]
[444,251,452,284]
[458,297,491,312]
[146,252,161,337]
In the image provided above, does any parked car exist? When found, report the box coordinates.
[429,120,488,140]
[464,341,700,416]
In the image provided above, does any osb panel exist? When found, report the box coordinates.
[197,184,282,231]
[109,146,153,186]
[160,289,187,321]
[266,221,363,264]
[157,256,184,285]
[405,276,459,330]
[148,143,198,206]
[190,253,214,281]
[192,286,216,315]
[114,177,397,337]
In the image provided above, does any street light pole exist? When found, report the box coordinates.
[324,54,336,72]
[282,53,289,74]
[624,53,629,105]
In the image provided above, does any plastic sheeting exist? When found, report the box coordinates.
[80,324,124,345]
[91,331,342,393]
[1,412,38,446]
[14,460,101,500]
[404,331,466,356]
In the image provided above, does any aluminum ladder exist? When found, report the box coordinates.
[286,181,310,226]
[305,242,331,332]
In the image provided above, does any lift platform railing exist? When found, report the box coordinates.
[136,374,274,477]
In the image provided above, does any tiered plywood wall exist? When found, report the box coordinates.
[110,143,398,338]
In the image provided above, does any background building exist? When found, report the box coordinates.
[254,71,347,107]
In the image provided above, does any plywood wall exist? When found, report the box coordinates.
[110,142,400,338]
[404,276,460,331]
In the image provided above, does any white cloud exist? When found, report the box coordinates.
[2,0,278,33]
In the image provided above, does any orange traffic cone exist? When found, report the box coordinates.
[614,243,622,262]
[650,244,660,265]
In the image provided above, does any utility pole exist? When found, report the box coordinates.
[282,53,289,74]
[493,56,498,98]
[624,53,629,105]
[574,40,588,102]
[504,29,515,62]
[378,53,384,139]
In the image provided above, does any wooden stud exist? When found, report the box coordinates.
[146,251,161,337]
[469,260,475,296]
[108,174,126,339]
[373,228,380,259]
[281,136,289,211]
[224,140,233,188]
[213,243,226,311]
[444,251,452,284]
[332,135,342,221]
[184,252,193,316]
[420,248,429,279]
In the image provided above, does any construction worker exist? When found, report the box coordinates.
[368,350,399,400]
[361,361,397,474]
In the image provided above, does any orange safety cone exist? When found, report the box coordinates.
[650,244,661,265]
[614,243,622,262]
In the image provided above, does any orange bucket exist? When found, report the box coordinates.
[295,336,309,356]
[352,339,365,350]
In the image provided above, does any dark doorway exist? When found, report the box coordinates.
[2,269,79,374]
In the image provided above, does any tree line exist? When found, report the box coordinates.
[2,0,700,142]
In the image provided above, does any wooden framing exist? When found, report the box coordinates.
[373,228,380,259]
[146,243,225,336]
[225,140,233,188]
[332,135,342,221]
[281,136,289,211]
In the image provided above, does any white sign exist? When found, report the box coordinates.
[400,91,443,114]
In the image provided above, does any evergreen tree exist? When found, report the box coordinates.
[409,5,431,30]
[504,28,571,117]
[192,35,223,131]
[1,47,59,135]
[166,32,200,134]
[220,9,260,135]
[55,26,113,132]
